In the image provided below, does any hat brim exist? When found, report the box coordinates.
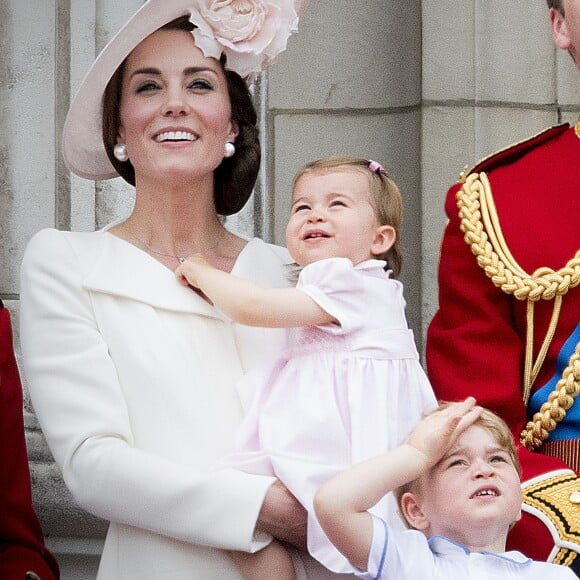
[62,0,202,181]
[63,0,308,181]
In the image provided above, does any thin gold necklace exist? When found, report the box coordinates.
[121,224,224,264]
[123,231,220,264]
[124,231,187,263]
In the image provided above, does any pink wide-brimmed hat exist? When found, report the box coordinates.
[62,0,308,181]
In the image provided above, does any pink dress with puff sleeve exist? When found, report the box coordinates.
[222,257,437,573]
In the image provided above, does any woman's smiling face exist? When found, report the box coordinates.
[118,28,238,184]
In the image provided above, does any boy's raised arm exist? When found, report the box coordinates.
[313,398,481,572]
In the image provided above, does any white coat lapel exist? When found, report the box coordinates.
[83,232,221,317]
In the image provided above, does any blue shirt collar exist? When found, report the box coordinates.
[427,536,532,565]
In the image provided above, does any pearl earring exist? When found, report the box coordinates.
[113,143,129,162]
[224,142,235,158]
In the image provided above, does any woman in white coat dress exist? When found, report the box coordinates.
[19,1,354,578]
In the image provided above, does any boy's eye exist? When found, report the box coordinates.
[490,455,508,463]
[329,200,346,207]
[293,204,310,213]
[448,459,466,468]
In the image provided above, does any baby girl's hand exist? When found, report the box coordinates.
[406,397,482,468]
[175,253,213,288]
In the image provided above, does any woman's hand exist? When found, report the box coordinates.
[256,480,308,550]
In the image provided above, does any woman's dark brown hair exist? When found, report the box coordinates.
[102,16,260,216]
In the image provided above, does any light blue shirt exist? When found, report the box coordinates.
[361,515,577,580]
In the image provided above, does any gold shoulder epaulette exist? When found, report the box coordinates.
[457,123,569,184]
[522,472,580,557]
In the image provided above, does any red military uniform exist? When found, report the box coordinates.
[0,302,60,579]
[427,123,580,571]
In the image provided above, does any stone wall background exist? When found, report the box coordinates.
[1,1,578,578]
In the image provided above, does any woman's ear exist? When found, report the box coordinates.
[371,225,396,256]
[550,7,571,50]
[400,492,430,532]
[117,124,126,146]
[228,120,240,142]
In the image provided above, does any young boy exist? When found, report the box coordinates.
[314,398,577,579]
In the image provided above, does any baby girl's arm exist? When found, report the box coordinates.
[313,398,481,571]
[175,253,335,328]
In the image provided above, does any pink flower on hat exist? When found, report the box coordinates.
[190,0,299,77]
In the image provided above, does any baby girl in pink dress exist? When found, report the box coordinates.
[176,156,437,578]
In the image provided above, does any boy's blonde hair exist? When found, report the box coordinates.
[292,156,404,278]
[395,404,522,528]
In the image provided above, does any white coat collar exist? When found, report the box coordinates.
[82,231,289,317]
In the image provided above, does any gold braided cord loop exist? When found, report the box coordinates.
[457,172,580,302]
[456,171,580,407]
[520,343,580,450]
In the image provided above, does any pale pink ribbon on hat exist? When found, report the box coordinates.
[368,160,388,176]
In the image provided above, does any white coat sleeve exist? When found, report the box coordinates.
[19,229,274,552]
